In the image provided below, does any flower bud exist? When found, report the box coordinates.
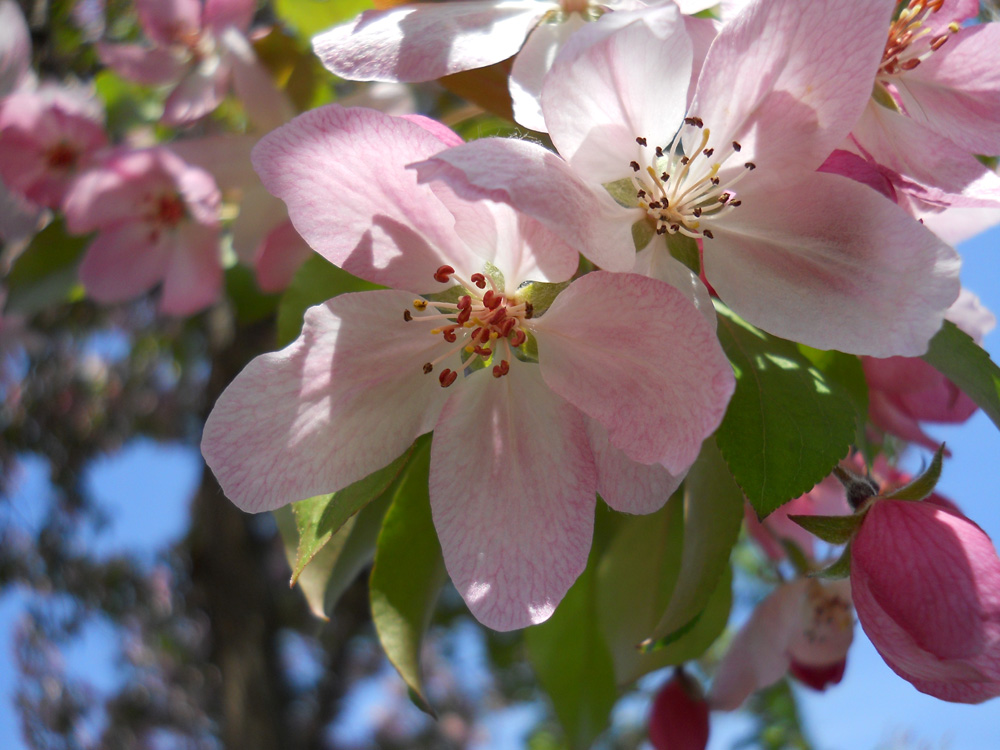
[851,498,1000,703]
[648,670,709,750]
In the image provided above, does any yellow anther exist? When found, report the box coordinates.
[413,299,428,310]
[948,21,959,31]
[464,345,475,353]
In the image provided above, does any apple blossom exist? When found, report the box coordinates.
[200,104,735,630]
[413,0,961,357]
[0,0,31,98]
[851,497,1000,703]
[98,0,292,128]
[708,578,854,709]
[648,670,709,750]
[63,146,223,315]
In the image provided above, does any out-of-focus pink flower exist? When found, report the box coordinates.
[98,0,292,128]
[863,289,996,451]
[851,497,1000,703]
[201,105,735,631]
[0,86,108,208]
[413,0,961,357]
[0,0,31,97]
[708,578,854,709]
[313,0,712,132]
[648,670,709,750]
[63,146,222,315]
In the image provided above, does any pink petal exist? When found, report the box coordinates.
[96,42,186,86]
[136,0,202,47]
[312,1,548,83]
[429,361,596,631]
[690,0,893,177]
[818,149,897,202]
[220,28,295,133]
[253,221,313,293]
[706,170,961,357]
[253,105,487,291]
[586,419,681,515]
[412,136,639,272]
[202,0,256,34]
[169,133,258,192]
[0,0,32,96]
[895,24,1000,156]
[162,64,231,126]
[202,290,458,513]
[632,244,716,328]
[78,222,174,304]
[158,223,223,315]
[230,185,288,263]
[509,13,586,132]
[542,7,691,185]
[867,390,942,452]
[533,271,734,474]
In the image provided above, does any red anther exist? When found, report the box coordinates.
[901,58,921,70]
[470,273,487,289]
[635,136,647,146]
[457,307,472,325]
[423,362,434,374]
[655,146,664,157]
[499,317,517,337]
[703,147,714,157]
[684,116,704,128]
[474,346,492,357]
[439,369,458,387]
[630,161,640,172]
[482,290,502,310]
[471,326,483,341]
[509,330,526,348]
[442,326,458,343]
[458,295,472,309]
[492,360,510,378]
[478,327,492,344]
[434,264,456,283]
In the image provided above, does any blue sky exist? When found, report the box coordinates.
[2,226,1000,747]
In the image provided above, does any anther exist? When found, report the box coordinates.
[423,362,434,374]
[655,146,664,157]
[509,330,526,347]
[745,162,756,170]
[720,192,731,203]
[680,156,690,165]
[434,264,455,283]
[732,141,742,152]
[439,369,458,387]
[492,360,510,378]
[648,200,661,209]
[730,200,741,207]
[703,229,714,239]
[710,177,720,185]
[403,309,413,322]
[636,189,647,198]
[630,161,640,172]
[470,273,487,288]
[660,172,669,182]
[656,226,667,235]
[442,326,457,343]
[413,299,428,311]
[636,136,647,146]
[684,116,704,127]
[703,148,714,157]
[693,207,702,217]
[524,302,534,319]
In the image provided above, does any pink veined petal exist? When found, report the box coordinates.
[202,0,256,34]
[706,170,961,357]
[893,24,1000,156]
[509,12,587,133]
[689,0,894,180]
[78,222,174,304]
[253,221,313,293]
[930,0,979,31]
[220,28,295,133]
[919,204,1000,247]
[136,0,202,47]
[429,360,597,631]
[850,104,1000,209]
[158,223,223,315]
[400,114,465,148]
[542,7,691,185]
[312,1,550,83]
[96,42,187,87]
[202,290,459,513]
[162,62,232,126]
[253,104,489,292]
[632,244,716,329]
[0,0,32,96]
[411,136,639,272]
[708,580,808,710]
[533,271,734,474]
[585,418,681,515]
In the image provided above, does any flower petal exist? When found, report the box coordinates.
[586,419,680,515]
[429,361,596,631]
[78,222,173,303]
[96,42,187,87]
[253,104,486,291]
[203,0,256,33]
[202,290,458,513]
[0,0,30,96]
[158,223,223,315]
[533,271,734,473]
[706,170,961,356]
[161,64,230,126]
[508,13,585,132]
[312,1,548,82]
[220,28,295,133]
[136,0,202,46]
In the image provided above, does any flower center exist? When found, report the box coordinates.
[878,0,958,77]
[403,265,533,387]
[154,193,186,227]
[801,582,853,647]
[46,142,78,170]
[628,118,755,241]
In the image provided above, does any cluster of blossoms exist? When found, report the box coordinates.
[3,0,1000,744]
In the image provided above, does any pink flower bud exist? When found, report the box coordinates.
[851,498,1000,703]
[648,671,709,750]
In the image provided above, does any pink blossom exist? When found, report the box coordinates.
[0,0,31,97]
[0,86,108,209]
[708,578,854,709]
[648,671,709,750]
[98,0,292,128]
[851,497,1000,703]
[63,146,223,315]
[412,0,961,357]
[200,105,735,630]
[312,0,711,132]
[863,289,995,451]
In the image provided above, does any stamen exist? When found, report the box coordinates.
[470,273,487,288]
[439,369,458,387]
[403,309,413,321]
[434,265,455,283]
[492,360,510,378]
[636,136,647,146]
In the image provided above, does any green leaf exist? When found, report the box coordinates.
[276,254,380,347]
[884,444,945,501]
[526,550,618,750]
[274,0,372,39]
[923,320,1000,433]
[289,448,413,584]
[715,302,855,517]
[369,436,447,714]
[5,219,88,315]
[666,233,700,274]
[225,264,279,324]
[787,512,865,545]
[810,542,852,580]
[646,438,743,644]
